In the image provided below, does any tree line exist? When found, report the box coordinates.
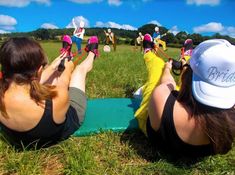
[1,24,234,47]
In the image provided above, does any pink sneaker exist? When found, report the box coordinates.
[85,36,99,58]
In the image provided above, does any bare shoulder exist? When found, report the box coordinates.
[151,83,174,104]
[1,91,45,131]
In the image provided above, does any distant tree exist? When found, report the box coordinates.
[138,24,156,35]
[175,31,188,44]
[189,33,204,45]
[138,24,169,40]
[212,33,235,44]
[33,28,50,40]
[163,33,175,44]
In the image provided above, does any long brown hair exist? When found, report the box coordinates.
[0,37,57,118]
[177,66,235,154]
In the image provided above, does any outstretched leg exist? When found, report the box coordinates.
[68,34,98,125]
[69,52,95,92]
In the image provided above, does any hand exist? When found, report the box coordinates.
[54,51,73,72]
[165,60,173,70]
[181,58,187,66]
[85,36,99,58]
[51,52,66,70]
[171,59,182,70]
[64,58,74,71]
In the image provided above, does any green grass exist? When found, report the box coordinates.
[0,42,235,174]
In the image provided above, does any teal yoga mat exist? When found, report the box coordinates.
[73,98,141,136]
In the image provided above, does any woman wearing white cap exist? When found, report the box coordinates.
[72,18,85,54]
[145,39,235,158]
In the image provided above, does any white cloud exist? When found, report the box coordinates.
[68,0,102,4]
[66,16,90,28]
[41,23,59,29]
[68,0,122,6]
[186,0,220,6]
[0,15,17,25]
[0,15,17,31]
[33,0,50,5]
[148,20,161,26]
[0,0,50,7]
[169,25,180,35]
[0,25,15,30]
[95,21,137,30]
[0,29,10,34]
[121,24,137,30]
[108,0,122,6]
[193,22,235,38]
[220,26,235,38]
[193,22,224,33]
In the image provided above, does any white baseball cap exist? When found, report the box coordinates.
[190,39,235,109]
[108,28,111,33]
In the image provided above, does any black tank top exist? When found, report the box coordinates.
[146,91,214,158]
[0,99,79,149]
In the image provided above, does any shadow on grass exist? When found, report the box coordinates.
[124,84,136,98]
[120,129,206,168]
[122,84,207,167]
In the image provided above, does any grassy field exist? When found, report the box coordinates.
[0,42,235,175]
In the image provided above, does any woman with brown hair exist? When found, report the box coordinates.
[146,39,235,157]
[0,36,98,149]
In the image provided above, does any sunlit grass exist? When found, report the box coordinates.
[0,42,234,174]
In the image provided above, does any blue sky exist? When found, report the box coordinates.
[0,0,235,38]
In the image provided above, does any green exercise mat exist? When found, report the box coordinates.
[73,98,141,136]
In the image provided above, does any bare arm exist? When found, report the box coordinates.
[148,61,176,130]
[52,59,75,124]
[40,53,65,84]
[55,59,74,89]
[110,33,114,43]
[72,18,78,35]
[160,60,176,90]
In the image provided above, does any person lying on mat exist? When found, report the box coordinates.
[0,36,98,149]
[146,39,235,158]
